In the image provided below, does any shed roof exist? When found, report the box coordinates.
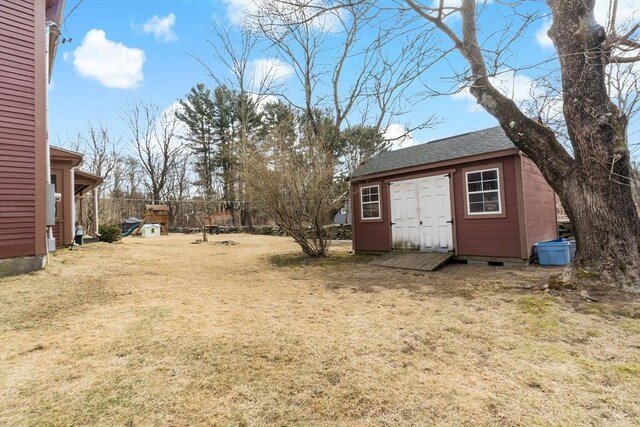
[352,126,516,178]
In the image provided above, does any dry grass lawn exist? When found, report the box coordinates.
[1,234,639,426]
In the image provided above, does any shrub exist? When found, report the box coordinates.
[99,224,122,243]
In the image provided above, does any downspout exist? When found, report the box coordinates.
[45,21,56,255]
[70,167,76,243]
[93,186,100,236]
[348,179,355,251]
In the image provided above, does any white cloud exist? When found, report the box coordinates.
[452,72,539,112]
[536,19,554,49]
[163,101,188,139]
[248,93,280,112]
[72,29,145,89]
[383,123,418,149]
[224,0,256,25]
[250,58,294,87]
[594,0,639,30]
[141,13,177,42]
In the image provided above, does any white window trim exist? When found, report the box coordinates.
[360,184,381,220]
[465,168,502,216]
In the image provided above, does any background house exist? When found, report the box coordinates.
[350,126,558,262]
[0,0,66,276]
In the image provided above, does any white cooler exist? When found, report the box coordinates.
[141,224,161,238]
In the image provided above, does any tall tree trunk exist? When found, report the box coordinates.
[559,177,640,280]
[546,0,640,284]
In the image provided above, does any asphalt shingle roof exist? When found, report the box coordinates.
[352,126,517,178]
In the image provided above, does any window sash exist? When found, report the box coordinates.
[360,185,381,219]
[465,168,501,215]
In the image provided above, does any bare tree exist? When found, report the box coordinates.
[251,1,439,138]
[206,26,271,227]
[187,198,214,243]
[123,101,183,203]
[75,121,118,196]
[245,115,336,257]
[67,121,120,234]
[249,0,440,218]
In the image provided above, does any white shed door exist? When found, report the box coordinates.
[390,179,420,249]
[418,175,453,252]
[390,175,453,252]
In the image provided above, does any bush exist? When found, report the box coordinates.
[98,224,122,243]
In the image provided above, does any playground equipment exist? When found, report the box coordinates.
[122,217,142,237]
[122,205,170,237]
[144,205,169,235]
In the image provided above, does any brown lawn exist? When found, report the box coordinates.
[1,234,639,426]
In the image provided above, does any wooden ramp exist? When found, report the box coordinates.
[369,251,453,272]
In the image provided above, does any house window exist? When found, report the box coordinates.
[466,168,501,214]
[360,185,381,219]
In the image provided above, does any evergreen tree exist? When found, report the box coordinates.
[176,84,217,199]
[339,125,389,178]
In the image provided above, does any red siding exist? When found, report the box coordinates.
[453,156,521,258]
[522,156,557,255]
[0,0,39,259]
[352,154,524,259]
[1,1,59,264]
[352,180,391,252]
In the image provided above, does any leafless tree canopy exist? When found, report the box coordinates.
[122,100,184,203]
[244,117,336,257]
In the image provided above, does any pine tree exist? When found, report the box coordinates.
[176,84,217,199]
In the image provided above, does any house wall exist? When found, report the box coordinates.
[0,0,47,261]
[352,154,524,259]
[521,155,557,256]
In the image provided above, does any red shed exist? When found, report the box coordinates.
[350,126,558,263]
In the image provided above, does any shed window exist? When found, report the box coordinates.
[360,185,381,219]
[466,168,501,214]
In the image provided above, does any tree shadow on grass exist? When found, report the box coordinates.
[265,251,373,268]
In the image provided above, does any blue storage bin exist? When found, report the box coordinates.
[535,238,575,266]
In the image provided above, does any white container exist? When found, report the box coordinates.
[141,224,161,238]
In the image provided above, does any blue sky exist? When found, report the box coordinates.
[49,0,639,154]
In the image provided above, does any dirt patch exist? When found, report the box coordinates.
[1,234,638,425]
[546,281,640,321]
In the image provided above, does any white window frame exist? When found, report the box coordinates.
[360,185,381,220]
[465,168,502,216]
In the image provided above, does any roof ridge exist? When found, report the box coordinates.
[424,125,502,145]
[352,125,514,178]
